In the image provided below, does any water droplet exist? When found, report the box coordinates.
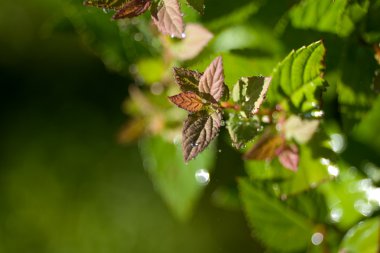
[170,34,175,38]
[103,8,109,13]
[218,149,222,153]
[311,232,324,245]
[195,169,210,185]
[191,142,200,147]
[181,32,186,39]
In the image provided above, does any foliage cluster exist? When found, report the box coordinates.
[52,0,380,251]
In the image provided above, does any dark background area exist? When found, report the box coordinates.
[0,1,261,252]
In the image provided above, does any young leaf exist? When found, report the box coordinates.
[113,0,151,19]
[232,76,272,115]
[186,0,204,14]
[182,111,222,162]
[199,56,225,102]
[168,91,204,112]
[268,40,326,114]
[173,67,202,93]
[83,0,124,9]
[151,0,184,38]
[277,144,299,172]
[244,131,285,160]
[239,179,314,252]
[227,112,262,149]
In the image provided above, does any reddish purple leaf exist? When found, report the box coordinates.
[151,0,184,38]
[113,0,151,19]
[199,56,225,101]
[173,67,202,93]
[277,144,299,172]
[182,111,222,162]
[168,91,204,112]
[83,0,124,9]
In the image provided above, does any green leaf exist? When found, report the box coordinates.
[337,42,377,132]
[137,58,166,84]
[139,134,215,221]
[231,76,272,115]
[239,179,314,252]
[226,112,262,149]
[289,0,369,37]
[268,40,326,114]
[182,111,222,162]
[186,0,204,14]
[339,217,379,253]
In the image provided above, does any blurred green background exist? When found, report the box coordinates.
[0,1,261,252]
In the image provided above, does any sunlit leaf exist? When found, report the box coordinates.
[289,0,369,37]
[182,111,222,162]
[268,40,326,114]
[277,144,299,172]
[151,0,184,38]
[199,56,225,102]
[113,0,151,19]
[231,76,272,115]
[168,91,204,112]
[244,131,285,160]
[284,115,320,144]
[139,135,215,221]
[173,67,202,93]
[239,179,314,252]
[170,24,213,61]
[226,112,262,149]
[339,217,379,253]
[186,0,204,14]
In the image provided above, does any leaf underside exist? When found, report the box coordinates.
[182,111,222,162]
[199,56,225,102]
[168,91,204,112]
[151,0,184,38]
